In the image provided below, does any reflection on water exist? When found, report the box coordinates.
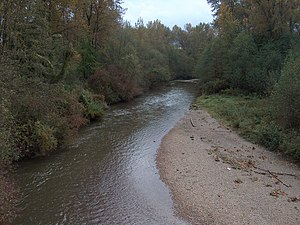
[13,82,197,225]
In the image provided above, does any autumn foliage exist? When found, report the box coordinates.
[199,0,300,160]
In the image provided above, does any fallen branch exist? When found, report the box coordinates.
[190,118,196,127]
[212,130,231,132]
[270,171,291,187]
[252,170,267,176]
[252,166,292,188]
[253,166,298,177]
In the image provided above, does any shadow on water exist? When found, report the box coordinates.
[13,81,198,225]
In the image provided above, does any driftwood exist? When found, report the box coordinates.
[252,166,294,188]
[212,130,231,132]
[252,170,268,176]
[253,166,298,177]
[190,118,196,127]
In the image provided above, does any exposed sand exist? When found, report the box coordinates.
[157,109,300,225]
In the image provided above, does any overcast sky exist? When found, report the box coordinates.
[122,0,213,29]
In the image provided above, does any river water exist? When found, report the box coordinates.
[13,81,198,225]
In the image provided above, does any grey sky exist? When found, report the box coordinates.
[122,0,213,28]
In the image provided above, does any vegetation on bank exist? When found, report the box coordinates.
[0,1,213,164]
[193,95,300,161]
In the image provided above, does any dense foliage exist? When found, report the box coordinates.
[196,0,300,161]
[0,1,214,164]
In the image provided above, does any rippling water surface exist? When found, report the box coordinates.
[13,82,197,225]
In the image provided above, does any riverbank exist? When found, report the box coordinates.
[157,109,300,225]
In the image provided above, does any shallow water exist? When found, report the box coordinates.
[13,82,197,225]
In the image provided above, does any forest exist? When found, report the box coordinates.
[196,0,300,161]
[1,0,300,223]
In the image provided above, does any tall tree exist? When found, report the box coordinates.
[80,0,123,49]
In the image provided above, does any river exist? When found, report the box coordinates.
[13,81,198,225]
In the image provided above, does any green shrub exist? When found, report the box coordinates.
[272,53,300,129]
[79,90,106,120]
[201,79,229,94]
[32,121,58,156]
[281,134,300,160]
[257,122,282,151]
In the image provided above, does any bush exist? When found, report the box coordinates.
[9,77,88,157]
[257,122,282,151]
[107,65,143,101]
[272,53,300,129]
[88,69,120,103]
[32,121,58,156]
[88,67,143,104]
[281,134,300,160]
[201,79,229,94]
[79,90,106,120]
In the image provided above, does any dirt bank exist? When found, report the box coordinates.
[157,109,300,225]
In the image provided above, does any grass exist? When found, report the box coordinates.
[192,94,300,161]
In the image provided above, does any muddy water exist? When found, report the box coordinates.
[13,81,197,225]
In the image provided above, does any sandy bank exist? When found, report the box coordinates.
[157,109,300,225]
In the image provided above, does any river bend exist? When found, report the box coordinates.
[13,82,197,225]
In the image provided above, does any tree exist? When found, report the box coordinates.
[0,0,29,54]
[185,23,215,60]
[215,1,240,40]
[171,25,188,49]
[168,47,194,79]
[245,0,300,39]
[198,38,224,82]
[15,1,57,80]
[225,32,264,93]
[80,0,123,49]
